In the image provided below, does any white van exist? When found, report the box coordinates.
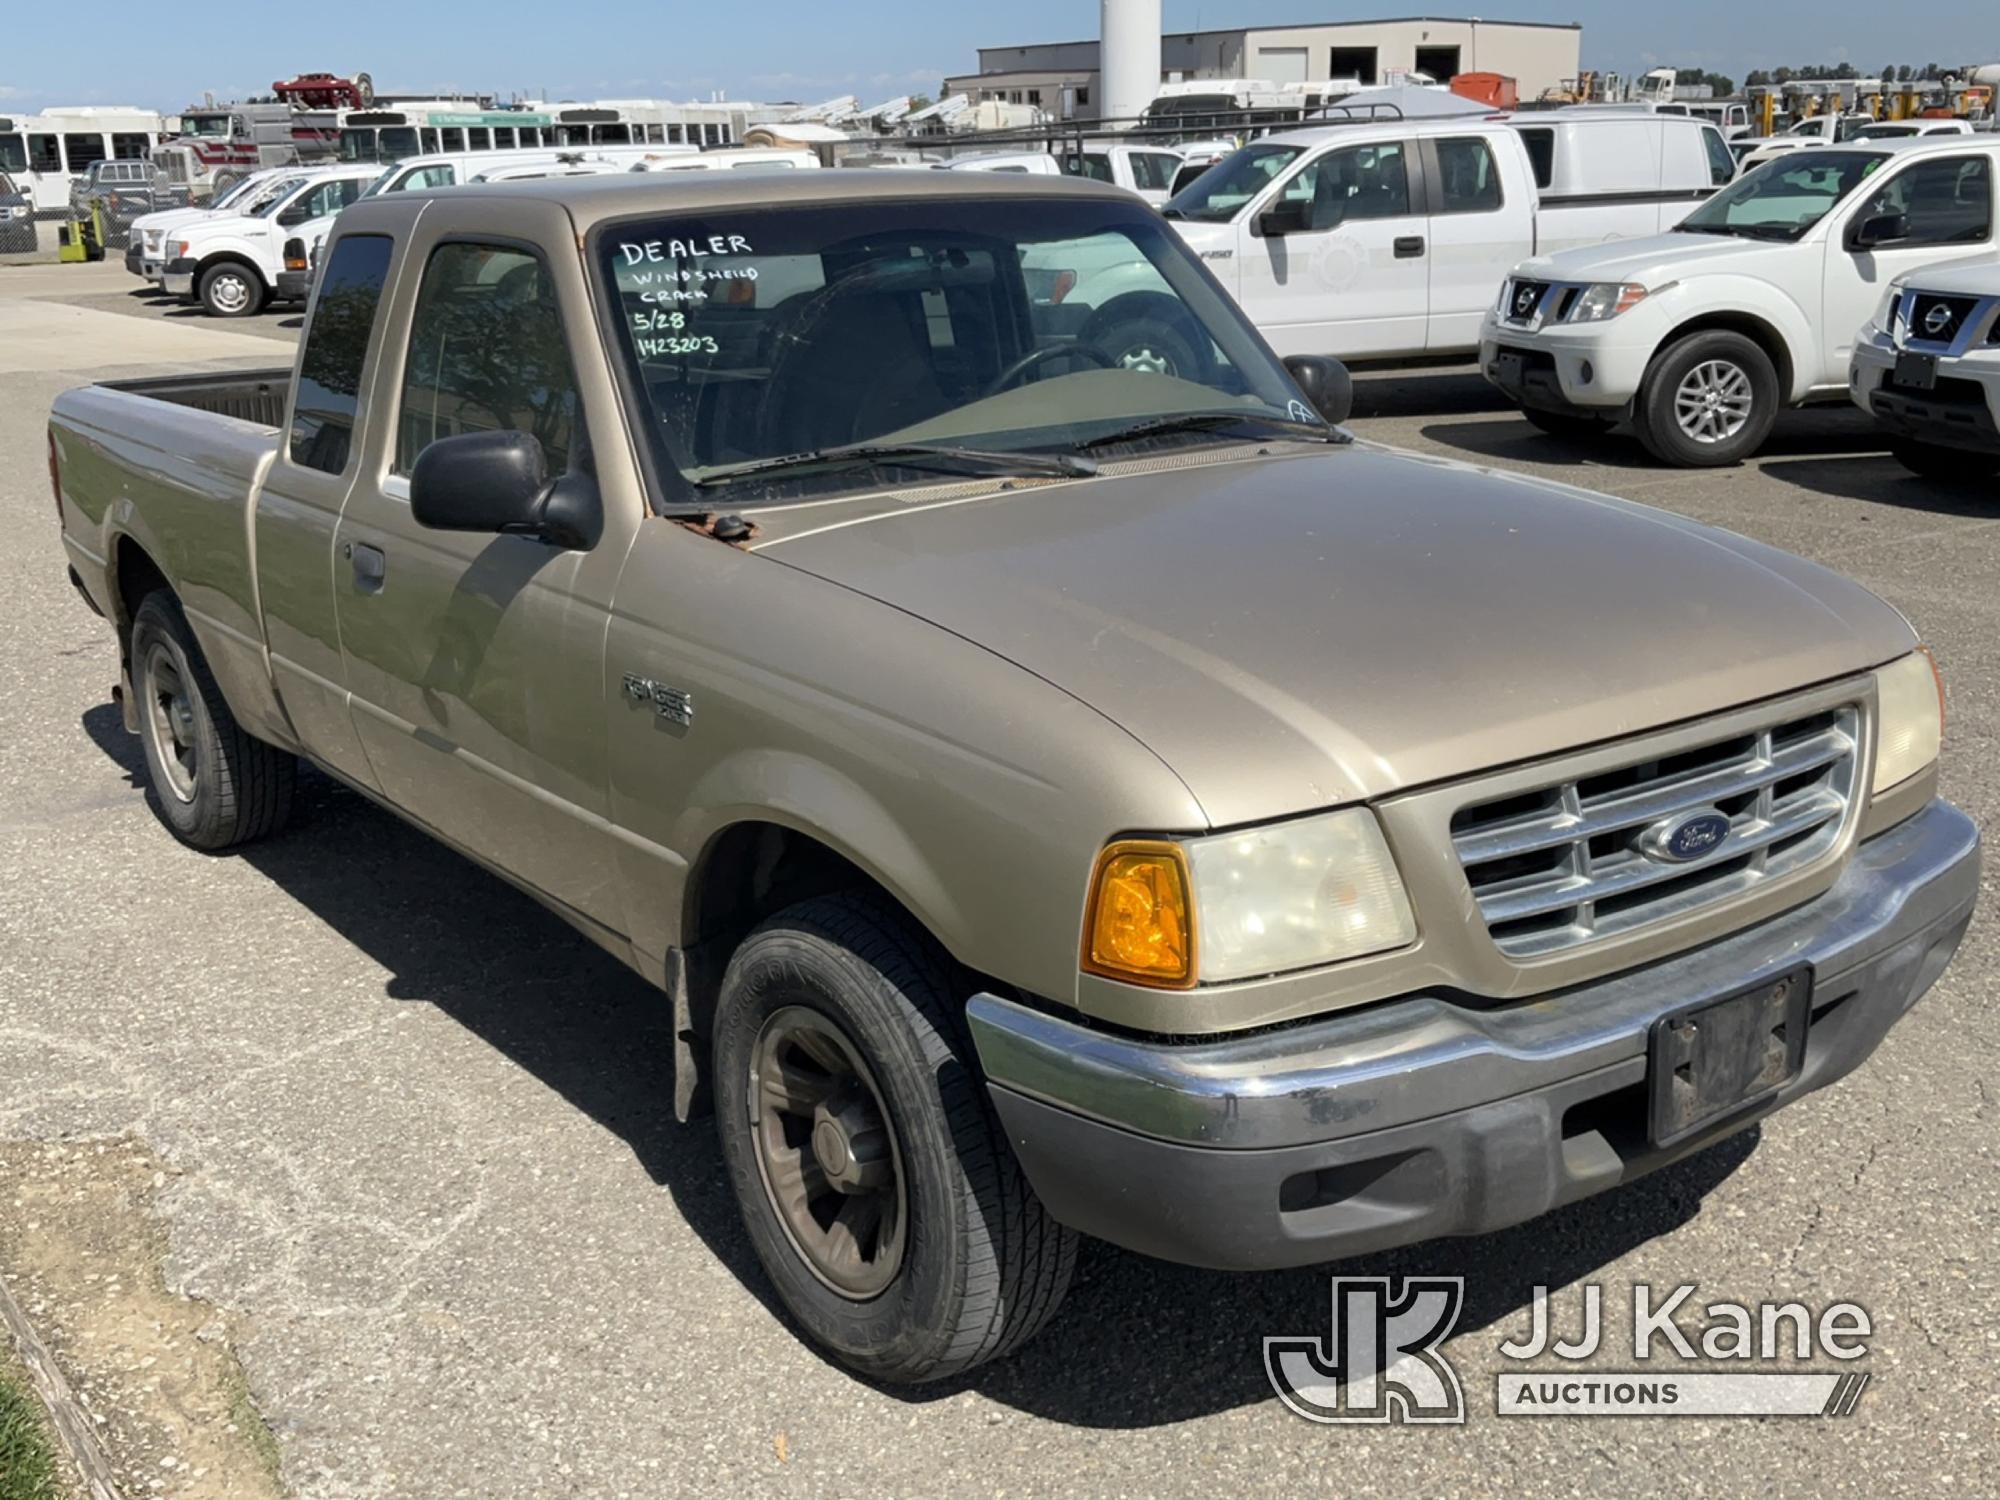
[360,144,700,196]
[1508,111,1737,247]
[635,147,821,173]
[942,145,1187,204]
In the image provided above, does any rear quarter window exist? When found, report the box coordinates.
[289,235,395,475]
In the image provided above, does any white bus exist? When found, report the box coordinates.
[0,106,169,213]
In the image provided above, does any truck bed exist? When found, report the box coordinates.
[96,368,294,428]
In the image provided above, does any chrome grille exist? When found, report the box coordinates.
[1450,706,1860,959]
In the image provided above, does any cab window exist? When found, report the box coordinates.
[1854,156,1992,247]
[1515,126,1554,189]
[1434,137,1502,213]
[1281,141,1412,227]
[394,242,580,476]
[1130,152,1182,192]
[290,235,395,475]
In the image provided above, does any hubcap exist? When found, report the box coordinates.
[210,274,249,313]
[748,1006,907,1299]
[141,641,198,802]
[1673,359,1754,444]
[1118,344,1174,376]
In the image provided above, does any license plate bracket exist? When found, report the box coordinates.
[1649,970,1810,1148]
[1894,351,1938,391]
[1493,350,1526,388]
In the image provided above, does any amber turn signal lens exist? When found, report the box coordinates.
[1082,840,1196,989]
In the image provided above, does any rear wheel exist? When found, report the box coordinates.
[712,893,1076,1382]
[1634,330,1779,467]
[130,593,295,849]
[1521,407,1617,442]
[1890,439,2000,483]
[198,260,264,318]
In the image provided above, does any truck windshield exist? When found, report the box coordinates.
[1164,142,1305,221]
[182,114,234,139]
[244,178,306,217]
[596,197,1323,502]
[1678,151,1885,241]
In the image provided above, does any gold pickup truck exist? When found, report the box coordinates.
[50,170,1978,1383]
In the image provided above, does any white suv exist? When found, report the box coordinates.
[1481,138,2000,465]
[1851,263,2000,480]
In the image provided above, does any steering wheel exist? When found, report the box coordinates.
[981,341,1115,399]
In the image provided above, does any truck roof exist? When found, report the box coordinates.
[371,166,1141,228]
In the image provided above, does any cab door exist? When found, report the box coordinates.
[1235,137,1431,359]
[1823,152,1995,385]
[329,197,642,929]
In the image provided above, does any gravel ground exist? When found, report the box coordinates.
[1,263,1995,1499]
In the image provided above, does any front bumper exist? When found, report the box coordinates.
[275,269,312,302]
[162,257,196,298]
[1852,333,2000,455]
[1479,309,1658,415]
[970,800,1978,1270]
[124,242,144,276]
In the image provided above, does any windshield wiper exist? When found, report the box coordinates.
[691,440,1097,487]
[1070,410,1340,454]
[1680,222,1798,241]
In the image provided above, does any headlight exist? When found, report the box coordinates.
[1873,649,1944,795]
[1566,283,1650,323]
[1874,281,1906,336]
[1081,809,1417,988]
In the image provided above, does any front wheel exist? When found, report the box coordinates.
[130,592,295,848]
[198,260,264,318]
[1089,313,1207,380]
[1890,438,2000,483]
[1634,330,1780,467]
[712,894,1076,1382]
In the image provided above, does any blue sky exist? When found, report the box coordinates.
[3,1,1995,116]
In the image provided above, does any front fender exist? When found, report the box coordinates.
[1643,277,1819,402]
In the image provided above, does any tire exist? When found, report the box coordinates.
[1633,330,1780,467]
[712,893,1076,1383]
[1521,407,1616,441]
[1890,438,2000,483]
[1089,312,1207,380]
[198,260,264,318]
[130,592,295,849]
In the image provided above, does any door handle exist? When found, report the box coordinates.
[345,541,386,593]
[1394,236,1426,258]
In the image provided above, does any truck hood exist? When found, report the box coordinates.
[757,445,1915,827]
[1518,230,1793,285]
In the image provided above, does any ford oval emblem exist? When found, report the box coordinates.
[1640,812,1736,868]
[1642,809,1732,864]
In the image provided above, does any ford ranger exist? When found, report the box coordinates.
[49,171,1978,1384]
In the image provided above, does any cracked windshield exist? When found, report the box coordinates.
[598,196,1327,499]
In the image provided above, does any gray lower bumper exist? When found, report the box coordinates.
[969,800,1979,1270]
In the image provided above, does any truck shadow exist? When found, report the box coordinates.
[1421,408,1892,473]
[81,702,1764,1428]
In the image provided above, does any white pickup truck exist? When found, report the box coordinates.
[1162,113,1731,361]
[1851,261,2000,479]
[124,167,304,285]
[1481,137,2000,465]
[160,164,381,316]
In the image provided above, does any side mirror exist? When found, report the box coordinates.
[1257,198,1311,238]
[276,202,310,227]
[1283,354,1354,426]
[409,431,599,549]
[1851,211,1908,249]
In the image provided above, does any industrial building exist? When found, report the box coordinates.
[942,15,1584,120]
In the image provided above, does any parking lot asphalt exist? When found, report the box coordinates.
[2,262,1996,1499]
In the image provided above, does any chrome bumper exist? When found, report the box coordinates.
[969,800,1979,1268]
